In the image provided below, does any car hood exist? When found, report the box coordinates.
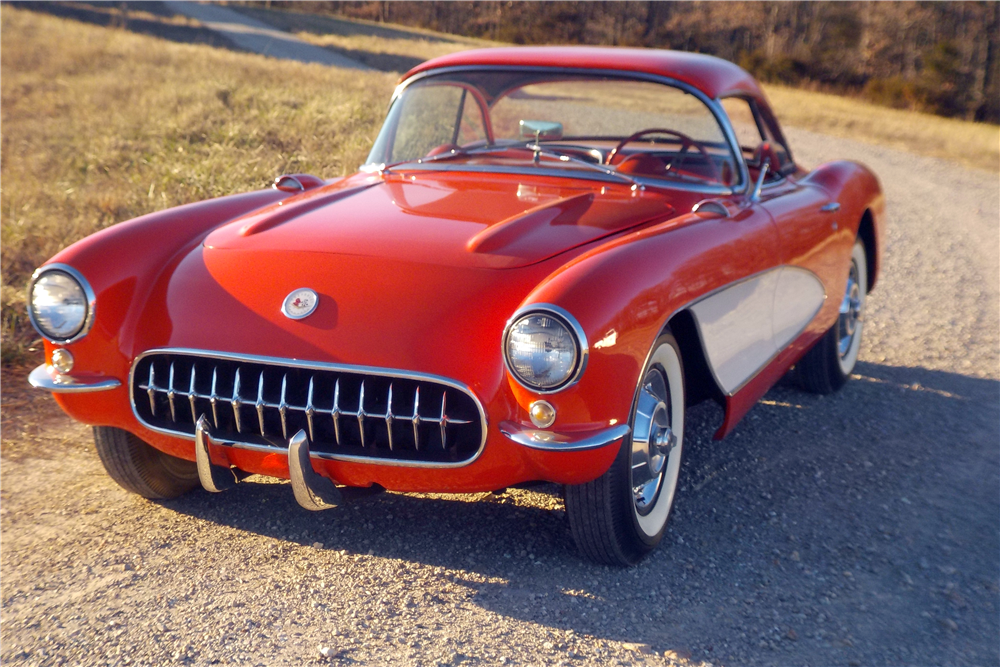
[204,171,676,270]
[149,172,679,381]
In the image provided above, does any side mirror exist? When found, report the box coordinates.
[519,120,564,142]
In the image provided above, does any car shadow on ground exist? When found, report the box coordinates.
[13,1,424,73]
[158,361,999,660]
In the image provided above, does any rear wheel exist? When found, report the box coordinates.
[93,426,200,499]
[797,239,868,394]
[565,332,685,566]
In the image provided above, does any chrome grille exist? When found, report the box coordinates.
[130,351,485,465]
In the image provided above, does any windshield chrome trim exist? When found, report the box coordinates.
[374,65,748,193]
[399,163,734,196]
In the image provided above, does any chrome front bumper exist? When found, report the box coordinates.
[499,422,631,451]
[28,364,121,393]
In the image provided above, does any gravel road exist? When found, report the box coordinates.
[161,1,370,70]
[2,128,998,667]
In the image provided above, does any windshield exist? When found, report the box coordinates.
[366,71,741,189]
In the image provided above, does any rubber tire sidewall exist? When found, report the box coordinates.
[93,426,200,500]
[565,331,685,566]
[836,240,868,376]
[629,334,685,547]
[797,239,867,394]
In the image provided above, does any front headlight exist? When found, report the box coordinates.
[28,265,93,343]
[503,306,588,392]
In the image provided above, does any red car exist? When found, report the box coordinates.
[27,47,883,565]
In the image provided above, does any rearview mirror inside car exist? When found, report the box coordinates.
[519,120,564,141]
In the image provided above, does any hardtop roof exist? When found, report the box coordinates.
[401,46,764,101]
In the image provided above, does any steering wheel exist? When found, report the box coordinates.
[606,128,721,183]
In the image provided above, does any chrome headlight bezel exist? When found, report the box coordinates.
[27,263,96,345]
[502,304,589,394]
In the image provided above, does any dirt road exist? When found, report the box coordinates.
[2,125,998,666]
[161,1,370,70]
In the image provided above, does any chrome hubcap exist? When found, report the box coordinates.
[631,368,676,515]
[837,261,863,359]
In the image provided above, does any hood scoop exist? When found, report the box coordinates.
[205,175,677,270]
[466,191,672,259]
[467,193,594,253]
[236,183,377,237]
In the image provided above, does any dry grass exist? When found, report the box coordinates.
[0,6,395,364]
[763,83,1000,173]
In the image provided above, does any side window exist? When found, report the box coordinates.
[720,96,792,179]
[391,85,486,161]
[720,97,765,158]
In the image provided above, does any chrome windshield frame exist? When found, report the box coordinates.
[366,65,750,195]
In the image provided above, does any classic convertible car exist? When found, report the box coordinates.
[27,47,882,565]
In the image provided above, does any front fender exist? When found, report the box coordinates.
[40,188,290,383]
[504,206,780,439]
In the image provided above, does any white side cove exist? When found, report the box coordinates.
[690,266,825,395]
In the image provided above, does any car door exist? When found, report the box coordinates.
[757,177,841,345]
[720,96,838,345]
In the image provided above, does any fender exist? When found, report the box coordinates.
[504,204,781,442]
[713,162,884,438]
[41,186,303,388]
[506,161,884,446]
[800,160,885,290]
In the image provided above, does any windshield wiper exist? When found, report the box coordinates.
[525,145,642,189]
[417,144,642,188]
[372,142,716,189]
[415,144,517,163]
[360,146,509,173]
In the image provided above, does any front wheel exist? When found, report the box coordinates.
[565,332,685,566]
[93,426,200,499]
[797,239,868,394]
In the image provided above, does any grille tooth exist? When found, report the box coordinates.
[134,352,482,465]
[305,376,316,441]
[385,383,395,451]
[331,378,341,446]
[147,364,157,417]
[231,368,243,433]
[189,365,198,425]
[439,391,448,450]
[357,380,367,448]
[412,386,421,451]
[279,374,290,440]
[167,362,177,422]
[256,371,267,436]
[209,368,220,427]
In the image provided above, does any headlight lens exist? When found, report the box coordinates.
[29,270,89,341]
[505,312,581,390]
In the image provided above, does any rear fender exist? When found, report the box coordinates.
[800,160,885,290]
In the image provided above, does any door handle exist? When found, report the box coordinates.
[820,202,841,213]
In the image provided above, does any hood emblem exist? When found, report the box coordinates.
[282,288,319,320]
